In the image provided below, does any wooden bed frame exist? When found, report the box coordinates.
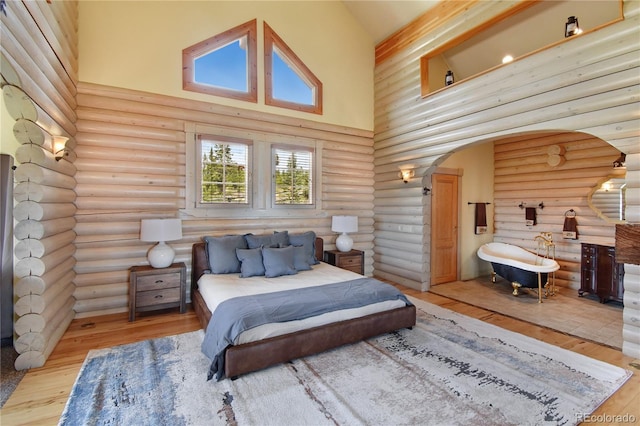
[191,238,417,379]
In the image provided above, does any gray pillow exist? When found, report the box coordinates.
[236,247,265,278]
[262,246,297,278]
[245,231,289,249]
[289,231,319,265]
[204,235,247,274]
[292,245,312,271]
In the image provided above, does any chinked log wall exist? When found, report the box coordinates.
[73,82,375,318]
[1,0,78,369]
[372,0,639,357]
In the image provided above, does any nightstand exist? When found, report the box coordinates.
[129,262,186,321]
[324,250,364,275]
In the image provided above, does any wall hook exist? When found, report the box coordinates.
[519,202,526,209]
[423,187,431,196]
[538,202,544,210]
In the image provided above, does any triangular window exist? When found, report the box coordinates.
[264,22,322,114]
[183,19,257,103]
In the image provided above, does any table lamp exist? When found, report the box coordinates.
[140,218,182,268]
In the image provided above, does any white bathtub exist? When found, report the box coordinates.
[477,242,559,302]
[477,242,559,273]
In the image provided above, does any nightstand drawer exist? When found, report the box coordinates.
[338,256,361,268]
[137,273,181,292]
[137,287,181,307]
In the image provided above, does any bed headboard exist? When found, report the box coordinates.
[191,237,324,292]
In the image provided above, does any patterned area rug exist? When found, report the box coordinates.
[59,298,631,426]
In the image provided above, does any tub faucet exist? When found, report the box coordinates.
[534,232,553,246]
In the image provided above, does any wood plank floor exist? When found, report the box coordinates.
[1,286,638,425]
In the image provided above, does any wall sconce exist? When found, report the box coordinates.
[613,152,626,168]
[52,136,69,161]
[565,16,582,37]
[399,169,414,183]
[601,182,612,192]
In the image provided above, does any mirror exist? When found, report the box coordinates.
[589,170,626,223]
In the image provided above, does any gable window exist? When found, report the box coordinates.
[197,136,250,206]
[273,146,313,206]
[183,19,257,102]
[264,22,322,114]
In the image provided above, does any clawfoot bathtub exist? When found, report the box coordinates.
[477,242,560,303]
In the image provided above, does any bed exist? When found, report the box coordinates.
[191,232,416,380]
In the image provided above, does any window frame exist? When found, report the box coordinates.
[182,19,258,103]
[184,123,323,218]
[196,135,252,208]
[271,144,315,209]
[263,22,323,114]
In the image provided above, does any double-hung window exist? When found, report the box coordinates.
[273,146,313,206]
[185,124,321,217]
[196,135,250,207]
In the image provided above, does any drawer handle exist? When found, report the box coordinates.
[155,295,163,299]
[155,280,164,284]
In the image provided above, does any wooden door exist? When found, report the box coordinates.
[431,173,459,285]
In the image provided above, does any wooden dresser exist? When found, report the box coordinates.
[579,243,624,304]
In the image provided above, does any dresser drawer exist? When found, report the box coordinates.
[137,287,181,307]
[338,256,361,268]
[137,272,181,292]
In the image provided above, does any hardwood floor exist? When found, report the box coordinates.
[1,287,638,425]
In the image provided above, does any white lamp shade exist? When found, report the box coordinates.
[331,216,358,233]
[140,219,182,242]
[140,219,182,268]
[332,216,357,252]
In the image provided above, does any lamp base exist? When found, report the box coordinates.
[147,241,175,268]
[336,233,353,252]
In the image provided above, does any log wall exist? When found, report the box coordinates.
[1,0,78,369]
[73,82,375,318]
[372,0,639,357]
[492,132,624,290]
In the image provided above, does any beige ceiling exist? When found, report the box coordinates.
[342,1,439,44]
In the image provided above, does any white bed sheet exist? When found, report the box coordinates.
[197,262,406,344]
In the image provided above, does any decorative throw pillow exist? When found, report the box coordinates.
[262,246,297,278]
[204,235,247,274]
[245,231,289,249]
[291,245,312,271]
[289,231,319,265]
[236,247,265,278]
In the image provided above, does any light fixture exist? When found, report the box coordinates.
[613,152,626,168]
[140,218,183,268]
[601,182,612,192]
[565,16,582,38]
[52,136,69,161]
[331,215,358,252]
[502,55,513,64]
[399,169,414,183]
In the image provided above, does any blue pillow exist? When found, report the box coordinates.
[236,248,265,278]
[204,235,247,274]
[262,246,297,278]
[245,231,289,249]
[291,245,312,271]
[289,231,319,265]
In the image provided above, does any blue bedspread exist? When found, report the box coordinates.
[201,277,412,380]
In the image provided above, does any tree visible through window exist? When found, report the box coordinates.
[274,147,313,205]
[200,138,249,204]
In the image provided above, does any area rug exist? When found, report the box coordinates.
[59,298,632,426]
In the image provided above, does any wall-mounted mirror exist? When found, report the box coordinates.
[589,171,626,223]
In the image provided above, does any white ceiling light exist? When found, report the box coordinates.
[502,55,514,64]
